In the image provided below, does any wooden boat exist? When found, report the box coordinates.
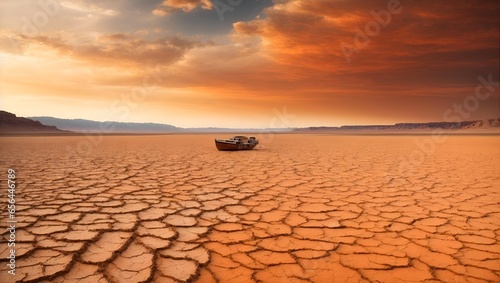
[215,136,259,151]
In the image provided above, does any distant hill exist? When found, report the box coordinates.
[0,111,67,133]
[182,127,292,133]
[30,116,180,133]
[4,110,498,134]
[29,116,292,133]
[297,119,500,132]
[392,119,500,130]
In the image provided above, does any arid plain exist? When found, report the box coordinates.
[0,134,499,283]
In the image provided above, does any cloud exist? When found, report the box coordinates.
[234,0,500,74]
[2,31,210,68]
[152,7,174,16]
[60,0,119,16]
[153,0,213,16]
[224,0,499,122]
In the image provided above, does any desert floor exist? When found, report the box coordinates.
[0,134,499,283]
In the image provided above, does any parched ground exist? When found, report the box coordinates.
[0,134,499,283]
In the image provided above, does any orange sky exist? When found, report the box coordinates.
[0,0,499,128]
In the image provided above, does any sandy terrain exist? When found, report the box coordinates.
[0,134,499,283]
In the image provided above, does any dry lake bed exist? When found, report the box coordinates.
[0,134,499,283]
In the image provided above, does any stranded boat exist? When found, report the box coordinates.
[215,136,259,151]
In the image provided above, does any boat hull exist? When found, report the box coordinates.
[215,140,258,151]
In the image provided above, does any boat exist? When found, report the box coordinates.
[215,136,259,151]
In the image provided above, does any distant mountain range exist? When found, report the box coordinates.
[28,116,290,133]
[29,116,180,133]
[0,110,499,134]
[295,119,500,132]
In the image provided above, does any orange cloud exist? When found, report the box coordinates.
[152,7,173,16]
[234,0,499,72]
[153,0,213,15]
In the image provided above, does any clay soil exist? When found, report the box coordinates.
[0,134,499,282]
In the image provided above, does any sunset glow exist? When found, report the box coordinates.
[1,0,499,127]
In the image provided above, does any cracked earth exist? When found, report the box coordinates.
[0,134,499,282]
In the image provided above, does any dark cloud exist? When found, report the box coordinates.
[234,0,500,86]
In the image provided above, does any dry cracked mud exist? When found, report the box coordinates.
[0,134,499,282]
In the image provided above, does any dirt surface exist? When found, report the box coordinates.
[0,134,499,282]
